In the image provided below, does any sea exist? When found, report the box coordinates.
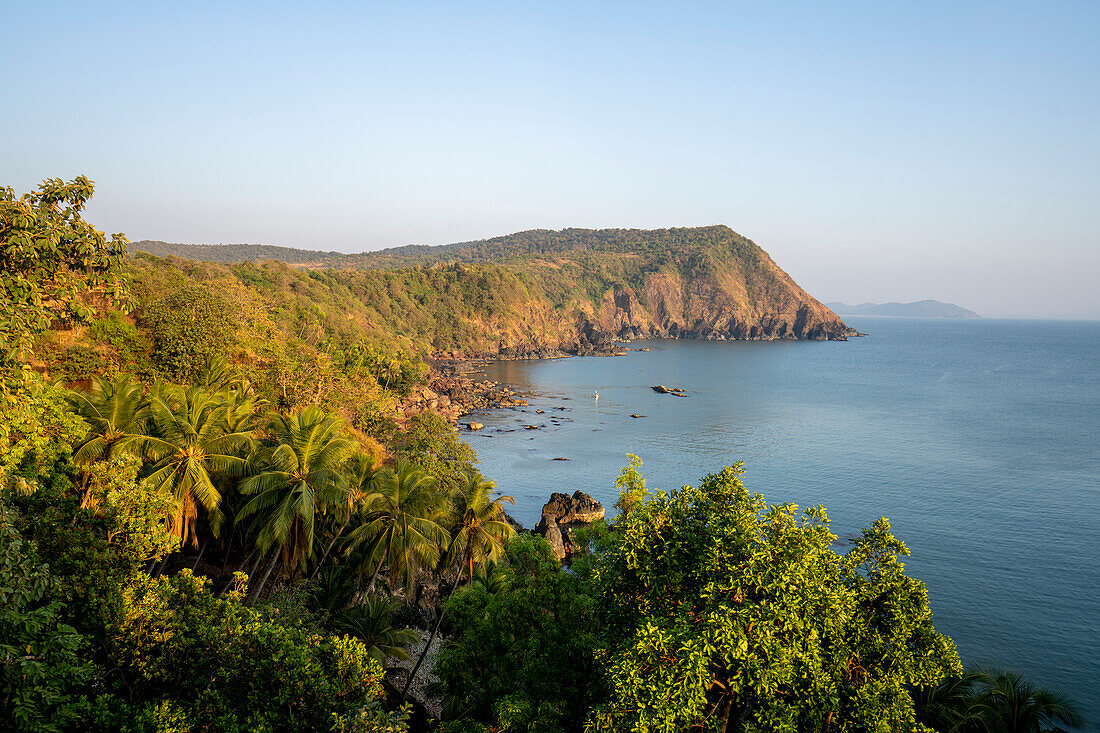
[463,317,1100,727]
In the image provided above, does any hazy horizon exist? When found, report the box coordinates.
[4,2,1098,319]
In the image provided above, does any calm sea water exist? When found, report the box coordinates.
[465,317,1100,727]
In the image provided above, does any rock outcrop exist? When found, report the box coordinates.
[534,491,605,561]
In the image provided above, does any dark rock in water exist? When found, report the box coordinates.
[524,424,540,430]
[552,457,569,461]
[536,409,544,414]
[502,511,524,533]
[652,385,686,396]
[534,491,605,561]
[466,421,484,430]
[630,413,645,418]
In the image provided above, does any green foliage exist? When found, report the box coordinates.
[436,534,601,732]
[141,386,252,546]
[333,595,419,665]
[0,503,93,732]
[915,668,1085,733]
[0,375,87,493]
[398,412,479,492]
[57,345,105,382]
[346,460,450,596]
[142,285,238,382]
[587,463,962,733]
[238,405,357,572]
[80,455,178,563]
[87,311,150,369]
[68,374,149,467]
[106,570,399,731]
[447,471,515,585]
[0,176,127,362]
[612,453,647,517]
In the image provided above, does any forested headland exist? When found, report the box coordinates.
[1,178,1084,732]
[133,222,859,352]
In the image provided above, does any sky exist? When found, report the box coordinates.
[2,1,1098,318]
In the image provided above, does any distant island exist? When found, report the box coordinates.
[825,300,979,318]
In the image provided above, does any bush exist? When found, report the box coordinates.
[142,286,237,382]
[436,534,601,732]
[58,345,105,382]
[0,503,93,732]
[105,571,400,731]
[588,464,961,732]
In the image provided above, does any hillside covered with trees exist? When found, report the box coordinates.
[135,225,859,351]
[1,178,1084,732]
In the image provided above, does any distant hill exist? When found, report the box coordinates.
[825,300,979,318]
[132,241,341,265]
[132,226,859,347]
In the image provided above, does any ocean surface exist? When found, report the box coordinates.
[464,317,1100,727]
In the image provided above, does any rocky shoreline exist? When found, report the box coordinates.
[397,367,532,425]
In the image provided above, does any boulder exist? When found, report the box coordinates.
[466,422,484,430]
[534,491,605,561]
[537,515,566,560]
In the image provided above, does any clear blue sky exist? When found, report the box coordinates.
[3,1,1097,318]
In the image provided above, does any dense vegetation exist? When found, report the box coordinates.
[133,226,768,315]
[135,226,766,269]
[135,225,772,316]
[134,221,858,347]
[2,179,1083,732]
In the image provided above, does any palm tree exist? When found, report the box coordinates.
[473,562,511,595]
[68,374,149,468]
[913,671,987,732]
[236,405,357,601]
[308,452,388,580]
[333,595,419,665]
[198,354,236,391]
[447,471,515,585]
[970,668,1084,733]
[139,387,252,547]
[313,565,359,615]
[220,387,263,433]
[345,459,450,596]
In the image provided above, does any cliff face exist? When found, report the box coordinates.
[492,229,857,353]
[586,273,850,343]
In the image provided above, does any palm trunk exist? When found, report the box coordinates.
[246,550,264,578]
[218,549,257,597]
[353,556,387,606]
[191,540,208,571]
[151,553,172,578]
[401,605,446,703]
[308,516,350,581]
[247,550,281,605]
[366,553,386,593]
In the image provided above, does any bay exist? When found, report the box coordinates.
[465,317,1100,727]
